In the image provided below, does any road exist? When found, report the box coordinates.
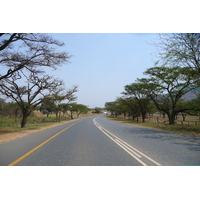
[0,115,200,166]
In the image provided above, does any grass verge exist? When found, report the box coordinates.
[0,120,69,135]
[106,116,200,137]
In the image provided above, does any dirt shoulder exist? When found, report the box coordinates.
[0,120,77,144]
[0,114,99,144]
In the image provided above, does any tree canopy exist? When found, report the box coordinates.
[0,33,75,127]
[0,33,71,80]
[105,33,200,125]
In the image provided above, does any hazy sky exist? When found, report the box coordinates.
[48,33,158,108]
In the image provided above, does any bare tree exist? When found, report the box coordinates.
[0,33,75,127]
[0,33,71,80]
[0,69,65,127]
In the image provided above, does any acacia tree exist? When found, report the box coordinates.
[40,99,55,117]
[115,97,130,119]
[49,86,78,121]
[124,98,141,121]
[0,33,73,127]
[138,66,199,125]
[64,103,88,119]
[105,101,122,117]
[66,103,78,119]
[73,104,89,118]
[0,70,65,127]
[154,33,200,74]
[0,33,71,80]
[122,82,152,122]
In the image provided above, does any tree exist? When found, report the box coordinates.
[65,103,89,119]
[139,66,199,125]
[0,33,74,127]
[0,70,65,127]
[122,82,152,122]
[153,33,200,75]
[115,97,130,119]
[187,97,200,117]
[73,104,89,118]
[66,103,77,119]
[93,107,102,114]
[105,101,123,117]
[0,98,6,116]
[124,98,141,121]
[47,86,78,121]
[40,99,55,117]
[0,33,71,80]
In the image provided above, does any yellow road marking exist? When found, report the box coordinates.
[8,121,79,166]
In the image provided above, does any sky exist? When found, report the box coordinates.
[1,1,198,197]
[47,33,158,108]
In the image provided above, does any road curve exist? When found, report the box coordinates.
[0,115,199,166]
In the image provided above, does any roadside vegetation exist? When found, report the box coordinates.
[0,33,78,128]
[0,104,94,135]
[105,33,200,136]
[106,115,200,137]
[1,33,199,139]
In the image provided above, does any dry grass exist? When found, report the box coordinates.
[0,112,97,144]
[107,115,200,137]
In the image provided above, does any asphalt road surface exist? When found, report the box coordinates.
[0,115,200,166]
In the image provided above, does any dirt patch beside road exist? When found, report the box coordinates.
[0,114,99,144]
[0,120,75,144]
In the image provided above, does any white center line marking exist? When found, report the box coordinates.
[93,118,161,166]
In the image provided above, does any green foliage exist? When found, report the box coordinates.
[137,66,199,125]
[156,33,200,74]
[93,107,102,114]
[107,34,200,126]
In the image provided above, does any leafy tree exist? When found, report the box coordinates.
[0,102,21,123]
[65,103,89,119]
[176,101,192,121]
[40,99,55,117]
[73,104,89,118]
[154,33,200,74]
[115,97,130,118]
[93,107,102,114]
[122,82,152,122]
[124,98,140,121]
[105,102,119,117]
[66,103,78,119]
[187,97,200,117]
[138,66,199,125]
[48,86,78,121]
[60,103,69,118]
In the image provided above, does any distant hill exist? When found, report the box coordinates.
[182,91,198,101]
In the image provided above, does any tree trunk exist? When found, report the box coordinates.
[141,112,146,122]
[55,112,58,121]
[58,111,61,121]
[167,113,176,125]
[70,111,73,119]
[182,113,187,121]
[162,112,165,118]
[21,115,28,128]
